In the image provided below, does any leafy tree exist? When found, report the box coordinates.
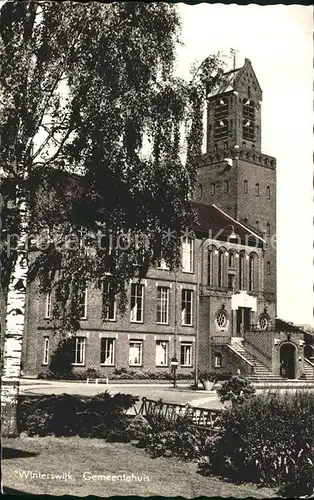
[0,1,224,436]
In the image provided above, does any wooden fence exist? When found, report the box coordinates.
[135,397,221,431]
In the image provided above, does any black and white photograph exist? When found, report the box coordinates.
[1,2,313,497]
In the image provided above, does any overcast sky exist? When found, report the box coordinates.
[175,4,313,327]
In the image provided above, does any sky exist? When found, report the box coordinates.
[175,4,313,327]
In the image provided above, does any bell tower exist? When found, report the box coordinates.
[195,58,277,312]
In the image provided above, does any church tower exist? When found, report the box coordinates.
[195,58,276,310]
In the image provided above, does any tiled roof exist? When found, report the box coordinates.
[275,318,308,334]
[190,201,264,248]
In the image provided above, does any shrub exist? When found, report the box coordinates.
[201,390,314,491]
[139,414,210,461]
[38,368,194,381]
[126,415,152,442]
[18,392,138,439]
[199,371,217,382]
[216,375,255,405]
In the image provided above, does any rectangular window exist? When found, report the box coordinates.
[181,289,193,326]
[267,261,271,275]
[79,289,88,319]
[45,291,51,319]
[130,283,144,323]
[181,343,193,367]
[228,274,235,290]
[214,353,222,368]
[157,286,170,324]
[43,337,49,365]
[73,337,86,365]
[182,237,194,273]
[129,341,143,366]
[211,183,216,195]
[100,338,115,366]
[155,340,169,366]
[103,283,116,321]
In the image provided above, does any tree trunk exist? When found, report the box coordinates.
[1,199,28,438]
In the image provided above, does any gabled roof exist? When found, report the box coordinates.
[207,58,262,98]
[190,201,265,248]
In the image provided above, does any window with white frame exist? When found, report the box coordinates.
[182,237,194,273]
[43,337,49,365]
[214,352,222,368]
[103,282,116,321]
[73,337,86,365]
[155,340,169,366]
[79,288,88,319]
[157,286,169,324]
[45,291,52,318]
[181,289,193,326]
[130,283,144,322]
[100,338,115,365]
[129,340,143,366]
[181,342,193,367]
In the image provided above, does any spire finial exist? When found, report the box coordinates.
[230,48,238,71]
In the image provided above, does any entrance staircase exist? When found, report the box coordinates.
[228,339,314,384]
[303,358,314,380]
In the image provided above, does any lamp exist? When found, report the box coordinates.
[223,224,237,241]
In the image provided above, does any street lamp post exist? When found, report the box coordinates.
[171,356,179,388]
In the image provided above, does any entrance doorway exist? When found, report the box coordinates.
[236,307,251,335]
[280,343,296,379]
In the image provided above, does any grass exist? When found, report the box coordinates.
[2,436,275,498]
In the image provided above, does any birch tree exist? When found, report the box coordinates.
[0,1,224,436]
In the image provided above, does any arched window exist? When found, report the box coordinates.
[266,223,270,237]
[228,251,235,268]
[218,250,224,288]
[249,255,255,292]
[207,248,213,286]
[211,183,215,195]
[214,352,222,368]
[266,186,270,199]
[255,183,259,196]
[224,180,229,194]
[239,253,245,290]
[244,180,248,194]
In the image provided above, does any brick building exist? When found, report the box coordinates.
[21,58,314,381]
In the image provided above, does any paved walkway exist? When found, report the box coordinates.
[20,379,224,410]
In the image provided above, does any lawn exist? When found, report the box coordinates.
[2,436,275,498]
